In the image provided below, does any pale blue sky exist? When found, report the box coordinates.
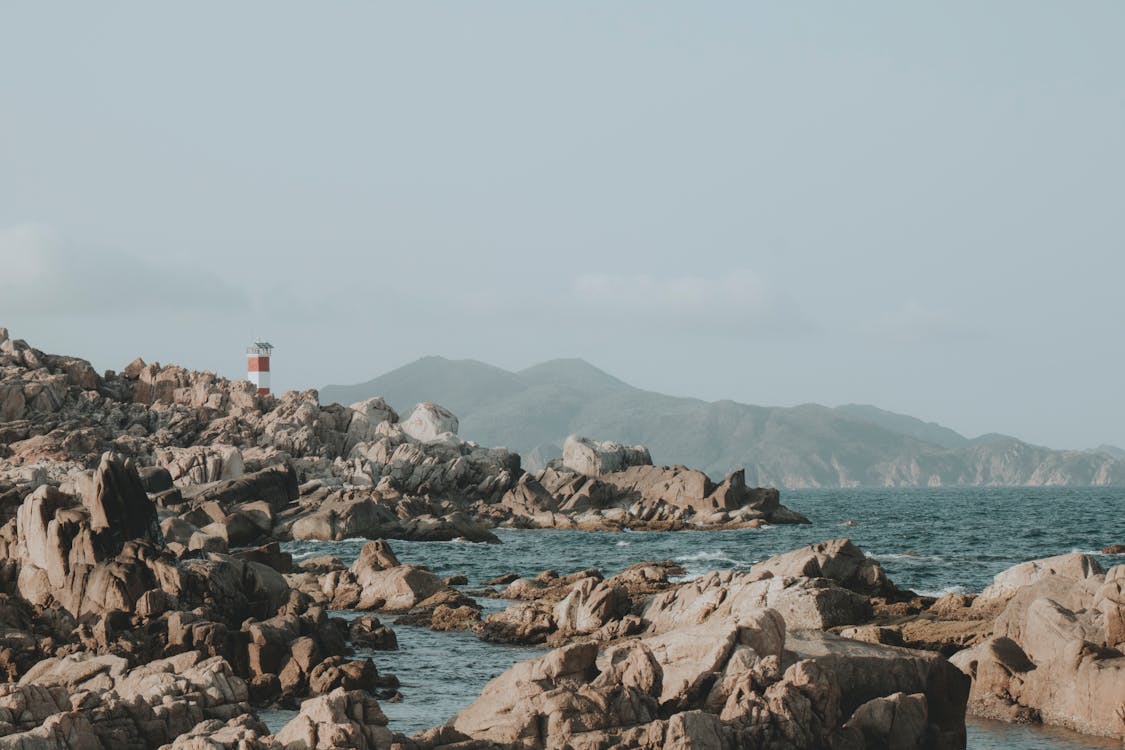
[2,3,1123,449]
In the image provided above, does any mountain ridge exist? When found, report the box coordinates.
[320,356,1125,488]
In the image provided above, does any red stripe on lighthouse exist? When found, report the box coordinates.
[247,356,270,372]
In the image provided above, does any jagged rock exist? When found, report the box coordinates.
[951,557,1125,739]
[749,538,897,596]
[642,568,871,635]
[352,566,449,611]
[181,465,298,513]
[273,688,392,750]
[978,551,1104,604]
[155,445,245,487]
[449,606,966,750]
[562,435,652,477]
[1,653,253,749]
[552,578,630,637]
[348,617,397,650]
[844,692,929,749]
[400,403,458,443]
[158,714,271,750]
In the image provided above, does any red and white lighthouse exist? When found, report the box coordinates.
[246,341,274,395]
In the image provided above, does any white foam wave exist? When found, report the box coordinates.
[615,540,632,547]
[871,552,944,562]
[914,585,967,598]
[676,550,732,562]
[674,550,751,568]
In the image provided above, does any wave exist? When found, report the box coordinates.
[871,552,945,563]
[1072,547,1123,556]
[674,550,752,568]
[913,585,967,598]
[615,540,632,547]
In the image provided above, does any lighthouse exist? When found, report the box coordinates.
[246,341,274,395]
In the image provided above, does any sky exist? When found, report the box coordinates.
[1,3,1123,450]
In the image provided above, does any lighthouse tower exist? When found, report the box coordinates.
[246,341,274,395]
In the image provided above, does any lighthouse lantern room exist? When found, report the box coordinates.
[246,341,274,395]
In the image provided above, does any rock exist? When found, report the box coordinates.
[307,657,378,696]
[430,604,481,632]
[350,540,400,578]
[139,466,175,494]
[156,445,245,486]
[844,692,928,749]
[451,607,967,750]
[181,465,299,513]
[233,542,293,574]
[562,435,652,477]
[352,566,449,611]
[400,403,458,443]
[642,569,871,635]
[978,552,1104,603]
[3,653,254,749]
[1104,544,1125,555]
[349,617,398,650]
[552,578,631,637]
[953,616,1124,737]
[749,538,896,596]
[159,714,271,750]
[273,687,392,750]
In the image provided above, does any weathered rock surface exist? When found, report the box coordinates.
[274,687,392,750]
[424,604,967,750]
[562,435,652,477]
[949,554,1125,739]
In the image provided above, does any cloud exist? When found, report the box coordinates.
[569,269,810,335]
[0,224,250,317]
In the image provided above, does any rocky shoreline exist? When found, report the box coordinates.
[0,329,1122,748]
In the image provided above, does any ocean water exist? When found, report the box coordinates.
[277,486,1125,748]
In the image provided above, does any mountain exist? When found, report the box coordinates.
[1094,443,1125,459]
[320,358,1125,488]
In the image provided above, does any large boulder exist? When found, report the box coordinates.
[552,578,631,637]
[978,551,1104,604]
[951,555,1124,739]
[642,569,871,635]
[400,403,458,443]
[562,435,652,478]
[13,454,165,617]
[273,688,392,750]
[749,538,896,596]
[351,565,449,611]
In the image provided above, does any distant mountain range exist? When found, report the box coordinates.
[320,357,1125,488]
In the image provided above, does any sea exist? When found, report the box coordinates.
[269,486,1125,749]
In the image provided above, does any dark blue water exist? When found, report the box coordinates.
[278,487,1125,748]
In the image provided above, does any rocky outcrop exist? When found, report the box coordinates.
[562,435,651,477]
[274,687,392,750]
[486,463,808,532]
[420,605,967,750]
[479,541,897,650]
[400,403,458,444]
[0,652,252,749]
[949,553,1125,739]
